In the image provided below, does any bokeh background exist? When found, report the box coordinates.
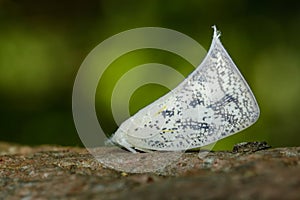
[1,0,299,149]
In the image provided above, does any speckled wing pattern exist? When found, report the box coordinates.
[112,26,260,152]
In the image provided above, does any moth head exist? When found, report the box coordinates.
[111,128,137,153]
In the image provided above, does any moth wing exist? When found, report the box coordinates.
[117,27,260,151]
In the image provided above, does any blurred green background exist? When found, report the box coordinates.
[0,0,299,149]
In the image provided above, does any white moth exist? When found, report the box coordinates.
[111,26,260,153]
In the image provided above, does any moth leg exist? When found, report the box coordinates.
[134,146,154,153]
[125,146,138,153]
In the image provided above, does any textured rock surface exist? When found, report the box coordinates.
[0,142,299,199]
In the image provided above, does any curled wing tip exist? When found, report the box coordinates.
[212,25,221,39]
